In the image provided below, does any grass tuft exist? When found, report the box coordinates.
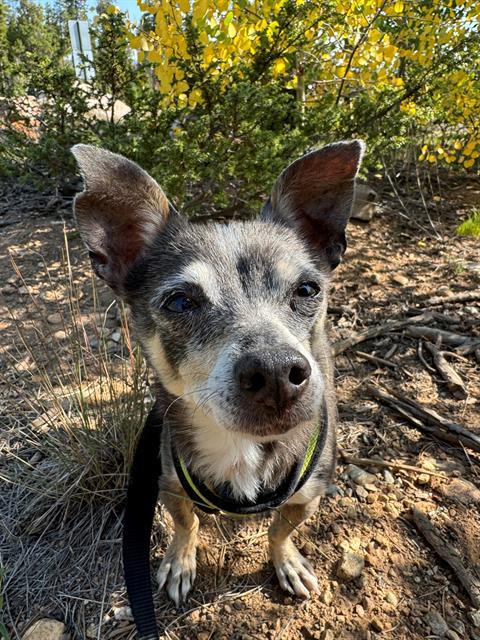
[456,210,480,237]
[0,231,153,636]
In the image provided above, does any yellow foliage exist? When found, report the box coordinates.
[127,0,480,171]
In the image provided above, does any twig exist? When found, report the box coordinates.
[423,341,467,399]
[417,340,436,374]
[354,350,397,369]
[404,326,480,355]
[421,291,480,307]
[340,453,448,480]
[367,385,480,454]
[333,312,433,356]
[412,507,480,608]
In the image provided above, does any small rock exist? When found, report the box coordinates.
[18,286,28,295]
[54,330,67,340]
[111,330,121,342]
[426,610,449,637]
[385,591,398,607]
[346,464,377,487]
[22,618,68,640]
[198,633,210,640]
[321,630,334,640]
[355,604,365,617]
[386,503,399,518]
[417,473,430,485]
[370,617,384,632]
[383,470,395,485]
[336,550,364,581]
[437,286,451,296]
[346,505,357,519]
[355,485,368,500]
[392,274,409,286]
[113,606,133,621]
[374,533,388,547]
[446,631,461,640]
[47,313,62,325]
[468,610,480,628]
[321,588,333,606]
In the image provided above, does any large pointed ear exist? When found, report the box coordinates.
[71,145,171,295]
[262,140,364,269]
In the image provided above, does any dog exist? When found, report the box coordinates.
[72,140,364,608]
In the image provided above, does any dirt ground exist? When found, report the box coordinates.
[0,172,479,640]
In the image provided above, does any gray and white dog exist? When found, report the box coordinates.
[72,140,364,606]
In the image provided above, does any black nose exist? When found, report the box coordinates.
[234,349,311,411]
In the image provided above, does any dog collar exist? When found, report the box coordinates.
[171,412,326,517]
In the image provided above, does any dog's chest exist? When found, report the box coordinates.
[191,421,265,502]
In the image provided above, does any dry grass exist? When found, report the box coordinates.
[0,234,152,637]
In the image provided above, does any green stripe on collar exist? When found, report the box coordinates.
[172,417,324,517]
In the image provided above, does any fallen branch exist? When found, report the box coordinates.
[367,385,480,454]
[412,506,480,608]
[333,312,433,356]
[423,341,467,399]
[404,326,480,355]
[340,453,448,480]
[421,291,480,307]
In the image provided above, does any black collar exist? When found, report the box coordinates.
[171,409,326,516]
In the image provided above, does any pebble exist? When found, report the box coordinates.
[18,286,28,295]
[383,470,395,484]
[386,503,399,517]
[47,313,62,325]
[54,330,67,340]
[355,604,365,617]
[468,610,480,627]
[198,633,210,640]
[445,631,461,640]
[355,486,368,500]
[392,274,409,286]
[321,631,334,640]
[336,550,365,581]
[346,464,377,487]
[111,330,121,342]
[370,616,384,632]
[426,610,449,636]
[449,620,465,635]
[321,588,333,606]
[385,591,398,607]
[113,605,133,621]
[22,619,68,640]
[190,610,201,622]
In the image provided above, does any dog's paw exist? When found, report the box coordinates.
[271,541,319,599]
[157,541,197,607]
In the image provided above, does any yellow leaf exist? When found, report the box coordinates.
[394,1,404,13]
[227,22,236,37]
[427,154,436,163]
[464,158,475,168]
[273,58,286,75]
[179,0,190,11]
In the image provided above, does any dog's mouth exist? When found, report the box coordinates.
[222,399,319,439]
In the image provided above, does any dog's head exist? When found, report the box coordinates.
[72,142,363,439]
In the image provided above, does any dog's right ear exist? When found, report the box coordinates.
[71,145,170,295]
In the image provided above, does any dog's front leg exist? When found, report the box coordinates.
[157,484,199,606]
[268,497,320,599]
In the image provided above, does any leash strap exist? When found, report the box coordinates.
[123,403,161,640]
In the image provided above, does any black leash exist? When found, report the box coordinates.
[122,404,162,640]
[123,403,327,639]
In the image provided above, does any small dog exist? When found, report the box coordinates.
[72,140,364,607]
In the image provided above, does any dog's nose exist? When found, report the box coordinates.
[234,349,311,411]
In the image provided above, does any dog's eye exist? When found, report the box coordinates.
[295,282,320,298]
[163,293,198,313]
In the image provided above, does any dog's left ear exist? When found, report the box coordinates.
[262,140,364,269]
